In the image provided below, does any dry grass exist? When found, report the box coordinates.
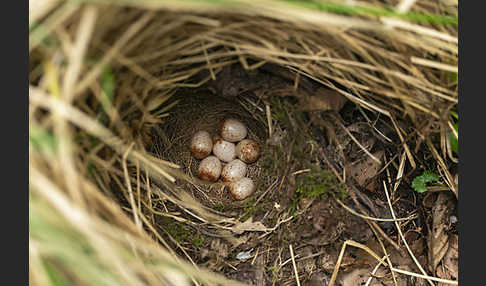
[29,0,457,285]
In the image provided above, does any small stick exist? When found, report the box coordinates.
[332,113,381,164]
[329,240,389,286]
[364,256,387,286]
[289,244,301,286]
[348,188,401,251]
[266,103,273,139]
[391,267,458,285]
[136,159,141,217]
[318,147,344,183]
[291,169,311,176]
[383,182,435,286]
[390,114,416,169]
[251,248,260,265]
[367,219,399,285]
[335,198,417,222]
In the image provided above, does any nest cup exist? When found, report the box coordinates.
[150,89,267,204]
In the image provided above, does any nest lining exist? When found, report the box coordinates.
[149,88,269,207]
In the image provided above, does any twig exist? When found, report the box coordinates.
[391,268,458,285]
[366,218,399,285]
[390,114,416,169]
[347,188,401,251]
[266,103,273,139]
[317,146,344,183]
[364,256,387,286]
[335,198,417,222]
[329,240,389,286]
[383,181,435,286]
[332,113,381,164]
[289,244,301,286]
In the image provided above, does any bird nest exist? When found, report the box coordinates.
[149,89,269,208]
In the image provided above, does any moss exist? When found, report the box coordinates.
[192,235,205,248]
[239,196,265,222]
[290,166,347,215]
[296,169,347,199]
[265,217,277,226]
[159,217,190,243]
[262,96,312,175]
[212,202,226,212]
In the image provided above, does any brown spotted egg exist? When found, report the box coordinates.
[190,130,213,159]
[235,139,260,164]
[198,156,222,182]
[221,159,247,182]
[229,177,255,200]
[219,118,247,142]
[213,138,236,163]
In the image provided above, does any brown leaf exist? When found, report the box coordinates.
[437,234,458,286]
[427,193,454,272]
[345,150,384,191]
[340,268,373,286]
[231,217,270,234]
[299,88,347,112]
[340,267,406,286]
[210,238,229,259]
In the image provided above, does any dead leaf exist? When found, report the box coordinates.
[318,250,337,273]
[437,234,458,286]
[345,150,384,191]
[308,272,331,286]
[339,267,390,286]
[299,88,347,112]
[210,238,229,259]
[340,268,371,286]
[296,246,317,274]
[405,230,426,258]
[427,193,454,272]
[231,217,270,234]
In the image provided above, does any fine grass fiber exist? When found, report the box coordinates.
[29,0,458,285]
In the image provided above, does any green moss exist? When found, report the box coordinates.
[212,202,226,212]
[290,166,347,215]
[192,235,204,248]
[239,196,265,222]
[159,217,190,243]
[263,96,313,175]
[299,167,346,199]
[265,217,277,226]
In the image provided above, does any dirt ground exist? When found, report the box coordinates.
[142,64,458,286]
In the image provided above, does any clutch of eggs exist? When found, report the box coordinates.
[190,119,260,201]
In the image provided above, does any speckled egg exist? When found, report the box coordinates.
[221,159,247,182]
[213,138,236,163]
[229,177,255,200]
[235,139,260,164]
[198,156,222,182]
[190,130,213,159]
[219,118,248,142]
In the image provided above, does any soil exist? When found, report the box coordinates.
[143,63,458,286]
